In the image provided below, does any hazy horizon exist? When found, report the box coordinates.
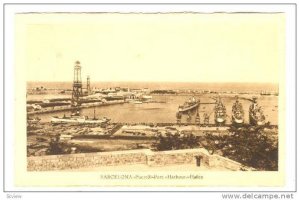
[27,81,279,92]
[27,80,279,84]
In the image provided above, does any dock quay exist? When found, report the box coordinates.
[110,122,278,129]
[27,100,125,116]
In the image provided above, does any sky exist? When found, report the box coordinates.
[17,13,285,83]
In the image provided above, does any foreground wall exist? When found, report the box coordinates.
[27,150,147,171]
[27,148,249,171]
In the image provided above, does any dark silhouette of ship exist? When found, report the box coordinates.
[249,97,266,126]
[178,97,199,113]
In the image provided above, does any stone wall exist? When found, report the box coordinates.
[146,149,210,167]
[209,155,243,170]
[27,148,249,171]
[27,150,147,171]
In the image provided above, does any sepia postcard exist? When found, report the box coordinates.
[12,7,289,188]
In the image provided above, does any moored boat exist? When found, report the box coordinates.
[27,116,41,125]
[51,115,110,124]
[249,97,265,126]
[129,100,143,104]
[142,95,152,100]
[51,108,110,125]
[178,97,199,112]
[232,96,244,125]
[214,97,226,125]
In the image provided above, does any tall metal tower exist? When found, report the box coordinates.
[87,75,91,95]
[72,61,83,107]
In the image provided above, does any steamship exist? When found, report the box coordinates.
[178,97,200,112]
[232,97,244,125]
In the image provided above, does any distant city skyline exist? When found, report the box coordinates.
[18,13,285,83]
[26,81,279,92]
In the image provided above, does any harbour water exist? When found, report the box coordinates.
[30,94,278,125]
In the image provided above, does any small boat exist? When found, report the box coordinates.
[232,96,244,125]
[142,95,152,100]
[214,97,226,125]
[203,113,210,125]
[27,104,42,111]
[27,116,41,124]
[129,100,143,104]
[51,115,110,125]
[176,112,182,119]
[195,111,200,124]
[260,91,272,96]
[178,97,199,112]
[51,108,110,125]
[249,97,266,126]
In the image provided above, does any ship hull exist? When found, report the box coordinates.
[51,116,110,124]
[232,116,244,125]
[133,101,142,104]
[215,117,226,126]
[178,102,199,112]
[249,114,265,126]
[129,100,143,104]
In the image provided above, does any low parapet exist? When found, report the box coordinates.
[27,148,253,171]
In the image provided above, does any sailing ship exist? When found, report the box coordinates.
[178,97,200,112]
[249,97,266,126]
[231,96,244,125]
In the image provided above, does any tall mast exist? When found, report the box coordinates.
[87,75,91,95]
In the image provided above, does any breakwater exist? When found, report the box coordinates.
[27,101,125,116]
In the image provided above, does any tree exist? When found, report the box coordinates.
[202,125,278,171]
[152,132,200,151]
[47,135,71,155]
